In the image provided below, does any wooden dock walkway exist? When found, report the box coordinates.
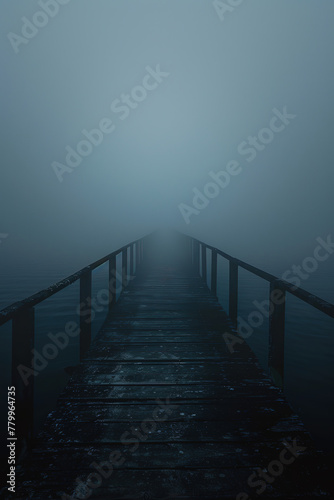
[15,258,331,499]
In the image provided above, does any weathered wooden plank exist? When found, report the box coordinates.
[97,334,227,343]
[67,361,266,383]
[25,438,323,473]
[37,414,310,445]
[42,398,294,425]
[85,346,224,361]
[16,466,331,500]
[59,382,281,402]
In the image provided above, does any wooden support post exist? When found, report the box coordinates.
[80,270,92,361]
[202,244,207,282]
[108,255,117,311]
[211,249,217,295]
[193,241,200,274]
[12,307,35,459]
[269,280,286,389]
[122,248,128,289]
[229,259,238,327]
[136,241,140,270]
[130,244,134,277]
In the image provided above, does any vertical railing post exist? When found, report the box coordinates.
[136,240,140,271]
[130,244,134,277]
[80,270,92,361]
[201,244,207,283]
[108,254,117,311]
[12,306,35,459]
[193,241,200,274]
[211,249,217,295]
[229,259,238,327]
[122,248,128,289]
[268,279,286,390]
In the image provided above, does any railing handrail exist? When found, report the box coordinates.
[2,231,150,460]
[186,233,334,390]
[3,228,333,459]
[190,236,334,319]
[0,235,148,327]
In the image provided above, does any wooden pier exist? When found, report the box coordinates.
[1,231,332,499]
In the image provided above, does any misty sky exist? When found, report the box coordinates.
[1,0,333,280]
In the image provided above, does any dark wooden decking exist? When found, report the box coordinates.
[16,263,331,499]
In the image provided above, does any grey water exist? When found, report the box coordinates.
[0,256,333,458]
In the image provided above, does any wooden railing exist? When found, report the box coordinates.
[188,235,334,390]
[0,234,149,459]
[2,229,333,459]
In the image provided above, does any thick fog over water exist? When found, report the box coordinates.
[0,0,333,287]
[1,1,334,472]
